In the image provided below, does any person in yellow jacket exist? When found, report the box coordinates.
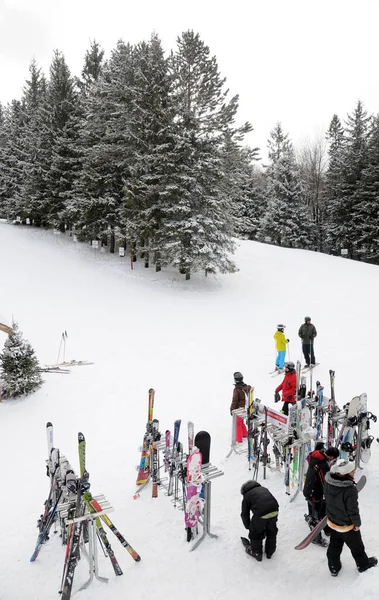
[273,324,289,372]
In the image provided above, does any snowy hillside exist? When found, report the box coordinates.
[0,222,378,600]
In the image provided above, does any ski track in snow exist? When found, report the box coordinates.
[0,222,379,600]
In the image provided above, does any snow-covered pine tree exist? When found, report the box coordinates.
[63,40,105,234]
[0,100,26,220]
[42,51,80,230]
[0,321,42,398]
[354,115,379,263]
[326,101,371,258]
[165,30,250,278]
[79,40,105,93]
[223,136,262,239]
[12,60,47,224]
[72,40,135,245]
[323,114,345,253]
[260,123,311,248]
[122,33,176,270]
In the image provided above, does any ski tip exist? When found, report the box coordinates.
[46,421,53,427]
[148,388,155,393]
[78,432,85,441]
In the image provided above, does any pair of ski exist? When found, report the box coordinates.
[30,422,63,562]
[294,476,366,550]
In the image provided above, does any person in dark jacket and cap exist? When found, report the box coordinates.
[303,445,339,545]
[240,480,279,561]
[298,316,317,367]
[230,372,252,443]
[324,458,377,576]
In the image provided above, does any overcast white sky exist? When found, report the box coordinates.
[1,0,378,158]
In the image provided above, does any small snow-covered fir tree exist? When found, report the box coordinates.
[0,321,42,398]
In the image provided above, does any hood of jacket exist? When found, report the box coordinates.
[241,480,261,495]
[325,471,354,488]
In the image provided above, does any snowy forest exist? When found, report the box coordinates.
[1,31,378,277]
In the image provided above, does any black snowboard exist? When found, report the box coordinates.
[194,430,211,465]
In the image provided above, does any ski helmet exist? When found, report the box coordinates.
[284,361,295,372]
[304,316,311,322]
[277,324,285,330]
[233,371,243,383]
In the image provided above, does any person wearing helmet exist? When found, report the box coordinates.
[274,362,296,415]
[273,324,289,371]
[298,316,317,367]
[230,372,252,443]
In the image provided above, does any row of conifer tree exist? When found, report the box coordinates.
[1,30,378,277]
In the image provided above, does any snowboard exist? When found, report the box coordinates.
[194,431,211,465]
[185,449,204,541]
[295,475,366,550]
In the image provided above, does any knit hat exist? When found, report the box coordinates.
[331,458,355,475]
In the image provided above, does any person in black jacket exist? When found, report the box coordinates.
[240,480,279,561]
[324,459,377,576]
[298,316,317,367]
[303,445,339,544]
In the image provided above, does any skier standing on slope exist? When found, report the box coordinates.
[298,316,317,367]
[240,480,279,561]
[274,362,296,416]
[273,324,289,371]
[303,444,340,545]
[230,372,251,443]
[324,459,377,576]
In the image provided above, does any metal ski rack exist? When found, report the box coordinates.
[190,464,224,552]
[60,494,113,591]
[226,408,253,457]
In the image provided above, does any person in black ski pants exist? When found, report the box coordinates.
[324,459,377,576]
[298,316,317,367]
[303,444,339,544]
[240,480,279,561]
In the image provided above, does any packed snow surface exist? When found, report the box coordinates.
[0,222,378,600]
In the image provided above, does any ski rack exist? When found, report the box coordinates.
[190,466,224,552]
[226,408,264,458]
[59,494,113,592]
[157,447,224,551]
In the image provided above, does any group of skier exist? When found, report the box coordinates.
[274,317,317,372]
[229,316,377,576]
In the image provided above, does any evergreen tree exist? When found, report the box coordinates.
[323,114,345,253]
[80,40,105,91]
[260,123,311,248]
[13,60,47,223]
[123,34,177,269]
[326,101,371,257]
[0,100,26,219]
[72,40,136,244]
[354,115,379,262]
[0,321,42,398]
[164,30,251,278]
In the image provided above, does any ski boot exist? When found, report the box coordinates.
[358,557,378,572]
[245,546,263,562]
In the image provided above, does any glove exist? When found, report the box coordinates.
[287,338,290,342]
[274,391,280,403]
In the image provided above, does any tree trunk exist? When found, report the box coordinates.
[110,231,115,254]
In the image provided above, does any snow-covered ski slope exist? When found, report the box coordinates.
[0,222,378,600]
